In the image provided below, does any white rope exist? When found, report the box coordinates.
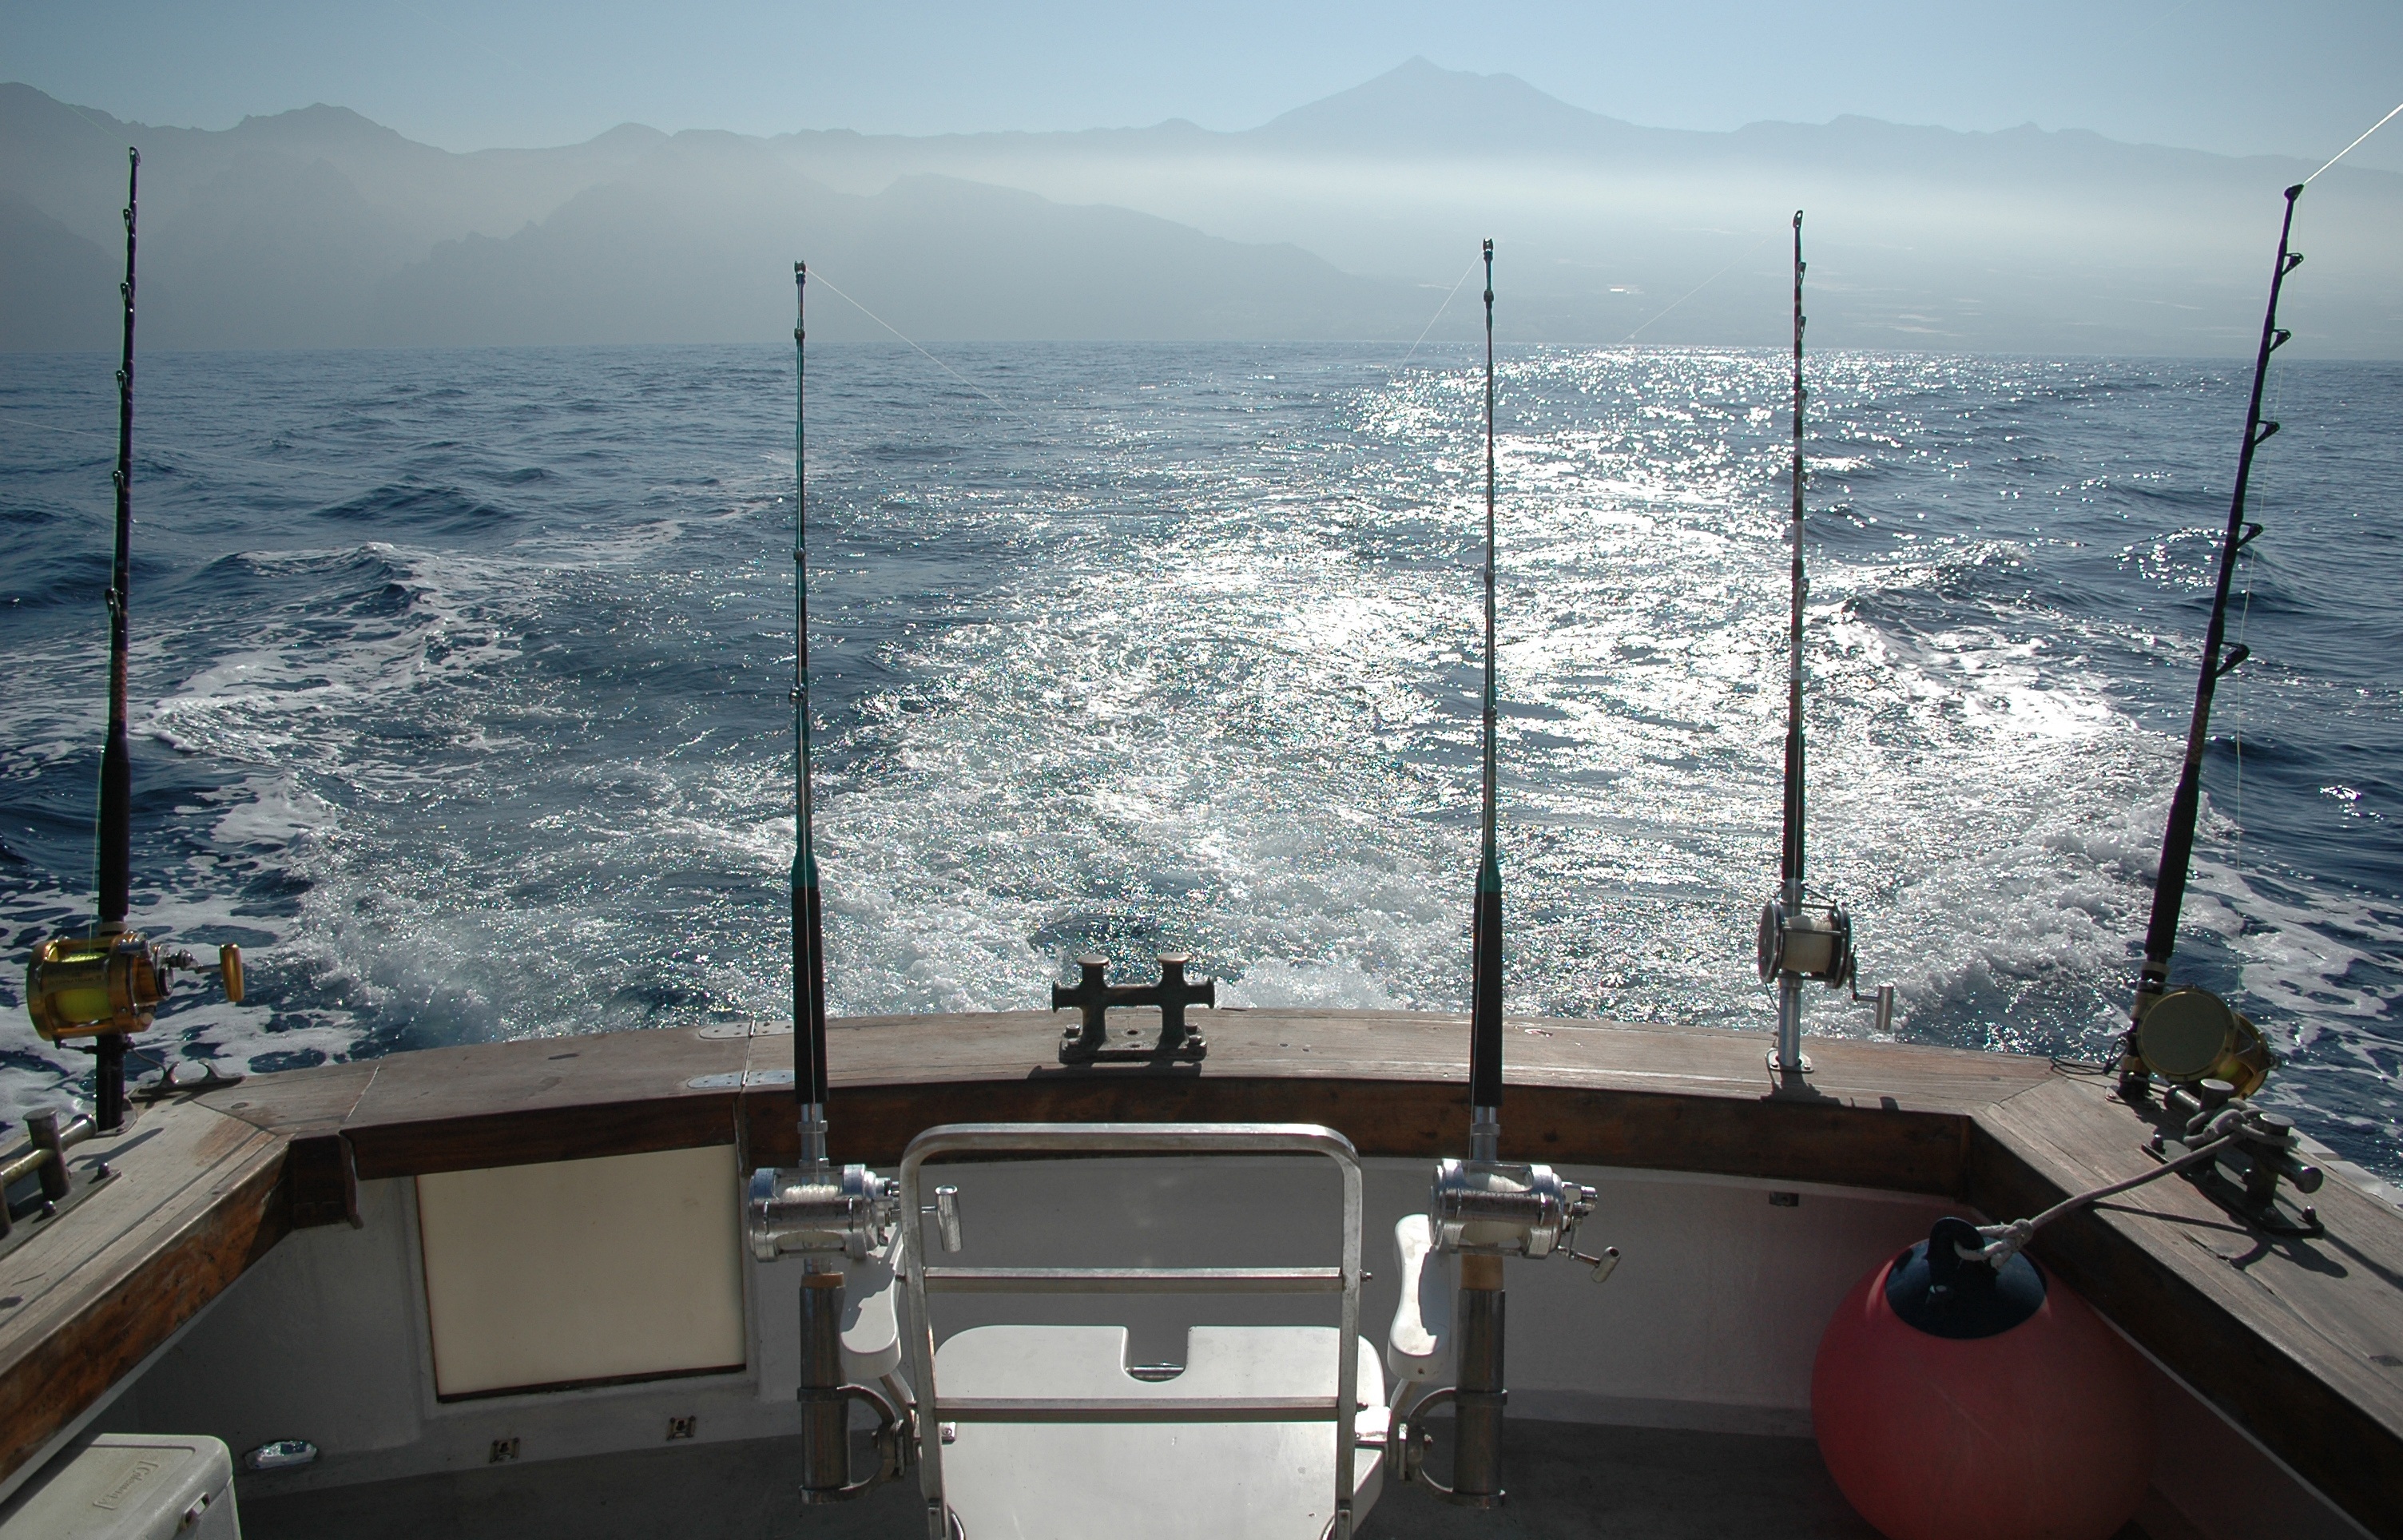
[1972,1108,2244,1264]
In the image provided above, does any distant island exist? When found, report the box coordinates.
[5,59,2398,355]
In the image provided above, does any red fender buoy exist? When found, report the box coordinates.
[1813,1218,2155,1540]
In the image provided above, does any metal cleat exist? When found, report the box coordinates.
[1051,954,1214,1062]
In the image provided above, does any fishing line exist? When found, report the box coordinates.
[2228,355,2287,880]
[1617,228,1782,347]
[53,99,128,145]
[803,265,1026,422]
[1400,260,1480,369]
[2231,545,2254,874]
[2306,98,2403,185]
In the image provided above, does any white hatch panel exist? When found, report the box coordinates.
[935,1324,1385,1540]
[416,1144,745,1398]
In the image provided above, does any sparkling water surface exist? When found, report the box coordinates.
[2,343,2397,1178]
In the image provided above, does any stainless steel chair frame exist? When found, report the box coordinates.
[899,1121,1367,1540]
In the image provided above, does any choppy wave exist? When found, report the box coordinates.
[1,343,2397,1179]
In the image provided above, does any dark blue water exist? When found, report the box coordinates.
[2,343,2397,1178]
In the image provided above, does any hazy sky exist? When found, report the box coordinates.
[5,0,2399,171]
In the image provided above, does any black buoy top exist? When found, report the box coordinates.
[1884,1216,2047,1340]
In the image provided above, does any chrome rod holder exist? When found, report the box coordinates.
[1759,893,1857,1076]
[1449,1278,1507,1508]
[1406,1156,1612,1506]
[794,1272,907,1505]
[749,1158,905,1505]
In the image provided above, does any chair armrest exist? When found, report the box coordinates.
[1384,1213,1452,1387]
[841,1253,903,1382]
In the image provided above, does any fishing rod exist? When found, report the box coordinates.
[1469,237,1503,1164]
[1756,211,1869,1082]
[100,153,141,939]
[792,260,832,1173]
[25,148,243,1134]
[2115,186,2306,1101]
[1781,209,1809,975]
[745,261,908,1507]
[1406,240,1612,1510]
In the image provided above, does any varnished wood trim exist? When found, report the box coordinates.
[348,1097,743,1183]
[0,1145,288,1484]
[288,1132,361,1229]
[736,1077,1976,1197]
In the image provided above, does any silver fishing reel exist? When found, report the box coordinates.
[746,1162,900,1262]
[1430,1157,1595,1258]
[1758,897,1856,990]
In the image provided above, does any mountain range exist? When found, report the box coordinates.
[5,60,2398,355]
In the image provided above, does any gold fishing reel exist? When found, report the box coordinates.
[26,927,243,1042]
[2130,987,2275,1098]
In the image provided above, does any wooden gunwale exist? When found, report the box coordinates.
[0,1007,2394,1538]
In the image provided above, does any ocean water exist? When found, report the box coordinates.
[2,342,2398,1179]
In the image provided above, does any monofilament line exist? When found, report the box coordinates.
[803,264,1020,419]
[1618,229,1781,347]
[1400,260,1480,369]
[2306,98,2403,184]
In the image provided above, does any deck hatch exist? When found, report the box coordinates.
[416,1144,745,1399]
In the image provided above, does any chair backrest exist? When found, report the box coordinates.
[898,1122,1366,1536]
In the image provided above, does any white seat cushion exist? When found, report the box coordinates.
[934,1324,1386,1539]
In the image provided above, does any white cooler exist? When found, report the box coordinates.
[0,1434,240,1540]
